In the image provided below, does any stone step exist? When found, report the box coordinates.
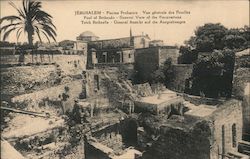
[239,140,250,156]
[227,151,250,159]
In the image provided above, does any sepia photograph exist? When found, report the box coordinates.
[0,0,249,158]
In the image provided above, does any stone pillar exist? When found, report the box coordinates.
[90,104,94,117]
[92,51,97,64]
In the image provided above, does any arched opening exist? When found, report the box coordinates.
[222,125,225,158]
[232,123,237,148]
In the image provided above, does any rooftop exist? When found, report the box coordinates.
[79,31,98,37]
[183,101,217,117]
[89,34,150,43]
[138,89,180,105]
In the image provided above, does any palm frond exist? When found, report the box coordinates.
[9,2,26,19]
[0,15,21,24]
[29,1,41,13]
[16,28,23,42]
[22,0,28,15]
[41,23,57,36]
[3,0,57,44]
[3,27,18,41]
[42,28,56,42]
[41,30,51,43]
[35,29,42,43]
[0,22,22,33]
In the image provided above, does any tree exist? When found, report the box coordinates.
[0,0,56,46]
[191,49,235,98]
[58,40,75,50]
[150,58,174,86]
[178,45,197,64]
[186,23,228,52]
[224,28,247,49]
[182,23,249,98]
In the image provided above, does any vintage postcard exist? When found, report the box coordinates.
[0,0,249,158]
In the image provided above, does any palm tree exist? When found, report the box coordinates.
[0,0,56,45]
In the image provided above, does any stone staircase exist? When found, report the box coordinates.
[238,140,250,156]
[227,151,249,159]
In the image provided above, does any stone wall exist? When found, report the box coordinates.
[123,49,135,63]
[139,99,242,159]
[141,121,211,159]
[208,99,243,159]
[85,117,140,159]
[168,64,193,93]
[10,80,83,113]
[84,69,114,107]
[159,47,179,65]
[182,93,224,106]
[94,49,134,64]
[134,47,159,83]
[232,53,250,141]
[52,55,86,76]
[88,36,149,50]
[134,46,179,83]
[0,54,86,73]
[1,65,61,99]
[92,122,125,155]
[232,68,250,99]
[1,54,86,100]
[242,94,250,141]
[134,97,183,115]
[85,68,141,114]
[133,36,150,49]
[88,37,131,50]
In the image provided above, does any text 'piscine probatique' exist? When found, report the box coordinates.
[74,10,191,25]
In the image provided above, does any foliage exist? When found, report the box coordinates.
[58,40,75,50]
[150,58,174,86]
[181,23,249,98]
[185,23,249,52]
[178,46,198,64]
[191,49,235,98]
[0,0,56,45]
[192,23,227,52]
[224,28,247,49]
[0,41,15,47]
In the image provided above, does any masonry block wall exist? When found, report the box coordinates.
[159,47,179,65]
[140,99,242,159]
[85,69,114,107]
[88,37,131,50]
[0,55,86,72]
[232,53,250,141]
[168,64,193,92]
[1,54,87,113]
[92,123,125,153]
[10,80,83,113]
[134,46,180,83]
[122,49,135,63]
[1,65,62,99]
[134,47,159,83]
[209,99,243,159]
[141,123,211,159]
[133,36,150,49]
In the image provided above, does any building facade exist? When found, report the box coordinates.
[134,46,179,83]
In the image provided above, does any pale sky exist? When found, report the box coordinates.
[1,0,249,45]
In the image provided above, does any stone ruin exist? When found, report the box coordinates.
[1,49,250,159]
